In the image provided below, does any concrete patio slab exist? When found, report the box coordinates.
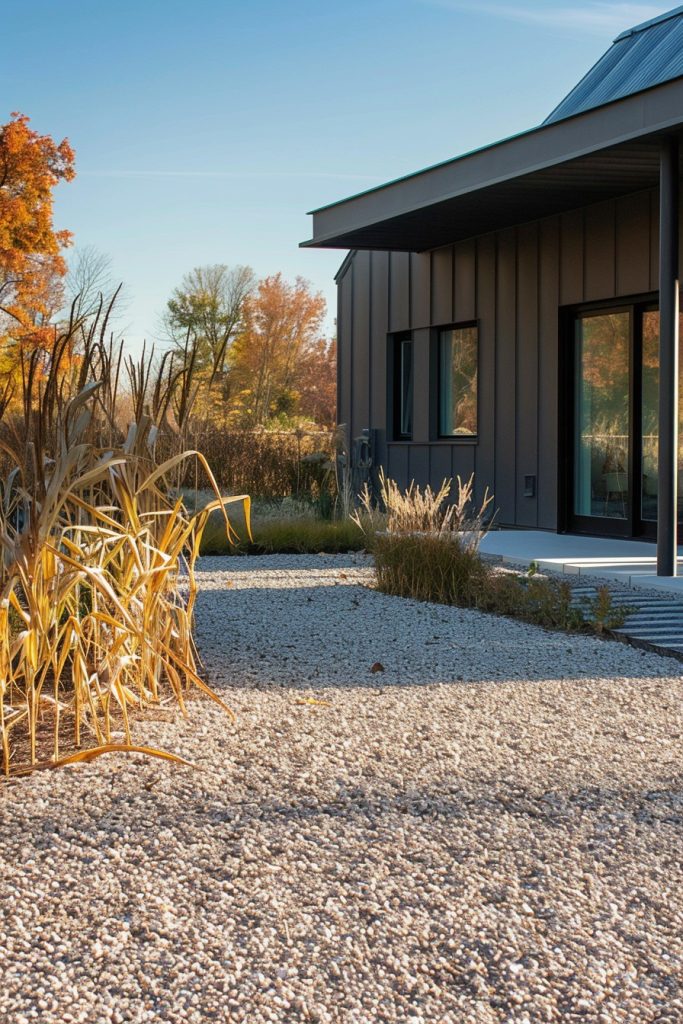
[480,530,683,594]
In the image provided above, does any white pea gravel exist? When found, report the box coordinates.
[2,553,683,1024]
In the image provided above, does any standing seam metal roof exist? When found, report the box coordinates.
[544,5,683,124]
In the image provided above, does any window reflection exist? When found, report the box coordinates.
[439,326,478,436]
[394,336,413,440]
[640,310,683,523]
[574,312,630,519]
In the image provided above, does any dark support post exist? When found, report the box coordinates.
[657,136,680,576]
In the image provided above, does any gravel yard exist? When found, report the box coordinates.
[2,553,683,1024]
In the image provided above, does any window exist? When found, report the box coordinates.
[438,325,478,436]
[393,335,413,439]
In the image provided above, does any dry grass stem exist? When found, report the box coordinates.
[0,300,249,776]
[353,469,494,549]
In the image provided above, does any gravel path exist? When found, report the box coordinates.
[2,553,683,1024]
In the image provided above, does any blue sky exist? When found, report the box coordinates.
[1,0,675,352]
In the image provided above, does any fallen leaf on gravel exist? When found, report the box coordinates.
[370,662,385,673]
[339,572,348,579]
[225,580,234,588]
[295,697,331,707]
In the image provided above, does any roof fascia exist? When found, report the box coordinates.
[303,77,683,249]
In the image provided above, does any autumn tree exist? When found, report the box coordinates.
[296,336,336,426]
[0,112,75,365]
[229,274,328,427]
[163,264,255,381]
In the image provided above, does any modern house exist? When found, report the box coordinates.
[302,6,683,575]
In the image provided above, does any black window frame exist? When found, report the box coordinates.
[558,292,667,540]
[390,333,414,441]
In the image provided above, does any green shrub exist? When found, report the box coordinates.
[200,515,366,555]
[372,533,490,605]
[372,533,626,635]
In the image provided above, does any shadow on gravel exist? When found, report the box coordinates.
[192,553,683,692]
[24,777,683,845]
[196,554,369,574]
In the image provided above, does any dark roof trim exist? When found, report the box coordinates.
[302,77,683,250]
[615,5,683,40]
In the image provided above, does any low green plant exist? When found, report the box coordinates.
[579,584,629,633]
[372,533,490,605]
[372,533,626,636]
[200,515,366,555]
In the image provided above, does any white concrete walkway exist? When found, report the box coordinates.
[480,530,683,594]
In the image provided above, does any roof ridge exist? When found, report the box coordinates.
[614,5,683,42]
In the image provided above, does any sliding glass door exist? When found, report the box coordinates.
[638,309,683,530]
[568,303,683,538]
[573,311,631,526]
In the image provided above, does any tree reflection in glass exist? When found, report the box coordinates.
[439,326,478,436]
[574,312,630,519]
[640,310,683,523]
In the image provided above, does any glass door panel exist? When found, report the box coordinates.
[574,312,630,520]
[639,310,683,525]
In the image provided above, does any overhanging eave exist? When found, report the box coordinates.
[302,77,683,252]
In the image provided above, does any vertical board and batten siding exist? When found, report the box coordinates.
[616,192,651,296]
[337,261,353,437]
[475,235,496,511]
[537,217,561,529]
[389,252,410,332]
[350,251,371,442]
[431,247,453,326]
[369,251,390,469]
[337,187,663,530]
[494,228,517,522]
[650,190,660,292]
[584,200,616,300]
[516,222,540,528]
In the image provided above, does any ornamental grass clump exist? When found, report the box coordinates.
[0,300,249,776]
[368,475,626,635]
[354,468,494,544]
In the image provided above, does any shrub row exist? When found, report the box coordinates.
[159,428,336,501]
[372,533,627,635]
[200,515,366,556]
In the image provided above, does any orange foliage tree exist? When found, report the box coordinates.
[229,273,332,427]
[295,336,336,426]
[0,112,75,372]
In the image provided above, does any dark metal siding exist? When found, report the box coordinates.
[584,199,616,300]
[559,210,584,305]
[516,222,539,527]
[537,217,561,530]
[370,251,389,467]
[410,253,431,328]
[453,239,476,322]
[475,235,496,510]
[431,246,453,325]
[412,328,431,444]
[616,192,651,295]
[338,262,353,437]
[495,229,517,520]
[387,444,410,490]
[389,252,410,332]
[338,186,664,530]
[351,251,371,439]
